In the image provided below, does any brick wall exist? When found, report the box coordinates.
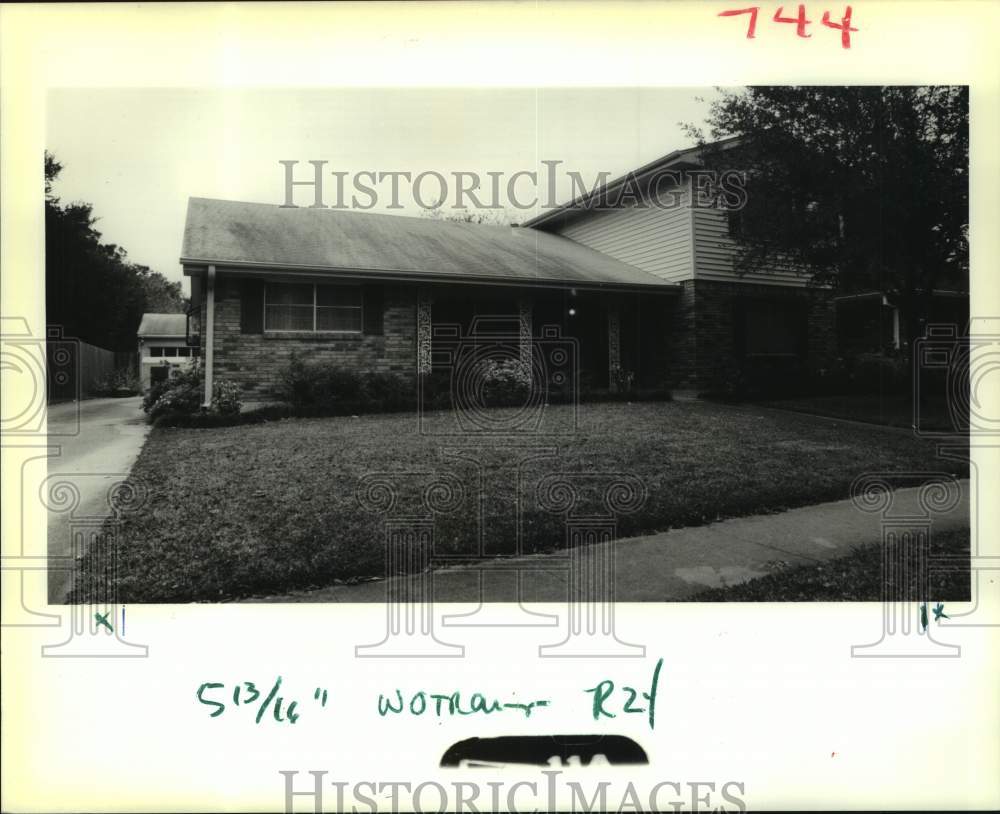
[202,276,418,399]
[666,279,837,393]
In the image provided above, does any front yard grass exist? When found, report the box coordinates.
[90,400,967,602]
[690,528,970,602]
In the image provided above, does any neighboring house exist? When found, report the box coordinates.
[180,143,843,406]
[136,313,198,390]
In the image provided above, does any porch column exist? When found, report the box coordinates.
[416,287,433,375]
[202,265,216,408]
[518,296,533,375]
[607,302,621,392]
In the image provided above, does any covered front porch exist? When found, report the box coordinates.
[416,283,676,396]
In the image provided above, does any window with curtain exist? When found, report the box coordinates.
[264,282,314,331]
[264,283,363,332]
[316,284,363,332]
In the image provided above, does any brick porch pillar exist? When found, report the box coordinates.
[607,304,621,392]
[518,296,533,375]
[416,288,433,375]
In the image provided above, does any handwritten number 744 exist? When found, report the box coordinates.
[719,6,857,48]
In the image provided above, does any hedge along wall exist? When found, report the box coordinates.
[201,275,419,400]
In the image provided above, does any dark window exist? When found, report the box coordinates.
[163,347,178,357]
[149,347,163,357]
[176,347,190,357]
[743,300,806,357]
[191,347,201,357]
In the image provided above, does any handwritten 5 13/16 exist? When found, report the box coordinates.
[196,677,329,725]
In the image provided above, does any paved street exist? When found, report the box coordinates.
[46,397,149,603]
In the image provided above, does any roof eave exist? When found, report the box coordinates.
[179,257,680,293]
[522,135,742,231]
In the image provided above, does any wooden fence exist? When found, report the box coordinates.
[46,335,133,401]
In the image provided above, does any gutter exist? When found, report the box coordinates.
[202,265,215,408]
[179,258,681,294]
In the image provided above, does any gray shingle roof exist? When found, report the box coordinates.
[181,197,673,290]
[137,313,187,337]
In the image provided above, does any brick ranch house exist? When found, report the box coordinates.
[183,143,842,406]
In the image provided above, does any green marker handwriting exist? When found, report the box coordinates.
[377,690,549,719]
[584,657,663,731]
[196,677,329,725]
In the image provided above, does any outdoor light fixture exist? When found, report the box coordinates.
[568,307,576,316]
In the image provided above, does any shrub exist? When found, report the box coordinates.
[476,358,532,408]
[362,371,414,412]
[142,373,173,414]
[91,367,141,397]
[153,404,295,429]
[147,363,203,420]
[275,354,414,414]
[211,379,243,415]
[276,354,363,409]
[419,370,455,411]
[851,352,911,394]
[143,360,242,421]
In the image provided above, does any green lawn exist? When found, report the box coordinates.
[690,528,970,602]
[87,400,967,602]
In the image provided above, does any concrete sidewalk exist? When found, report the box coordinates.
[265,480,969,603]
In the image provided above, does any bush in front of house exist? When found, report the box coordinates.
[143,360,242,421]
[145,363,203,419]
[475,357,532,408]
[210,379,243,415]
[275,354,416,415]
[850,351,911,394]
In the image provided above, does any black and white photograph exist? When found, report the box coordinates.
[44,85,971,606]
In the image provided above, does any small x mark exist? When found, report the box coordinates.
[932,603,949,622]
[95,612,113,632]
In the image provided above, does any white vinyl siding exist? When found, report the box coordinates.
[555,184,694,283]
[692,206,812,287]
[550,173,814,288]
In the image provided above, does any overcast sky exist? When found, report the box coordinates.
[47,88,721,291]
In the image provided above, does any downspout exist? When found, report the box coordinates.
[203,265,215,408]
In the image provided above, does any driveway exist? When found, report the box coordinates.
[46,397,149,603]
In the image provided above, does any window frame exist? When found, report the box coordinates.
[263,282,364,335]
